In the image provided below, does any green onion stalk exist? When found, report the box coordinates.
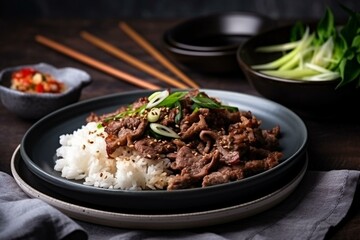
[251,5,360,89]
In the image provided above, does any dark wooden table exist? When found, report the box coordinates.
[1,19,360,239]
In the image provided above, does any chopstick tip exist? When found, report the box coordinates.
[35,34,46,42]
[119,21,130,30]
[79,30,89,38]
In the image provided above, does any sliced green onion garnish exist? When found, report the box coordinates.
[104,104,147,122]
[305,62,333,73]
[256,40,301,52]
[174,101,182,124]
[157,91,188,108]
[191,94,220,109]
[191,93,238,112]
[147,108,161,122]
[149,123,180,138]
[148,91,163,101]
[146,90,169,109]
[302,71,340,81]
[192,106,200,113]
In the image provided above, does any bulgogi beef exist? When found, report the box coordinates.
[87,89,283,190]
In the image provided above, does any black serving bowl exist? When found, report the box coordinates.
[237,24,360,111]
[163,12,273,74]
[163,34,240,74]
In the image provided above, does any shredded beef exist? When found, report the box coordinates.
[104,117,148,155]
[134,138,176,159]
[180,114,208,140]
[87,90,283,190]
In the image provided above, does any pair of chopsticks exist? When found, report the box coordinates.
[119,22,198,88]
[35,22,199,90]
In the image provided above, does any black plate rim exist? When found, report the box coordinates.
[11,144,308,228]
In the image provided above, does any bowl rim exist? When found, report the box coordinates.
[163,32,237,56]
[165,11,271,52]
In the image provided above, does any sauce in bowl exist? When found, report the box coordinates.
[11,67,65,94]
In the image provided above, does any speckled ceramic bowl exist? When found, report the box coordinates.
[0,63,91,120]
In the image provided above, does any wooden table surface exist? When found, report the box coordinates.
[1,19,360,239]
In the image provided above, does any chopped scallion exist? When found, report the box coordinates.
[146,90,169,109]
[149,123,180,138]
[147,108,161,122]
[251,5,360,88]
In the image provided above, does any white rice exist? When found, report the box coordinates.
[54,122,172,190]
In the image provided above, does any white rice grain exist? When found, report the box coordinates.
[54,122,172,190]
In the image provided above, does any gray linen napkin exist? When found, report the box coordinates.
[76,170,360,240]
[1,170,359,240]
[0,172,87,240]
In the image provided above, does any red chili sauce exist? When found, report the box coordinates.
[10,68,65,94]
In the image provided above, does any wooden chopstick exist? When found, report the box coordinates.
[119,22,200,89]
[80,31,189,89]
[35,35,161,90]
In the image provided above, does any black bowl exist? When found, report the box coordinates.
[163,34,240,74]
[162,12,274,74]
[166,12,271,52]
[237,24,360,111]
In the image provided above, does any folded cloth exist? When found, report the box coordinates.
[76,170,360,240]
[1,170,359,240]
[0,172,87,240]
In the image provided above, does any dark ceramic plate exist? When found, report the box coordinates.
[20,89,308,213]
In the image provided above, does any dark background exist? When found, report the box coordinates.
[1,0,359,21]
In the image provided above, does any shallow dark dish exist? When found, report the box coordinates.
[163,12,273,74]
[163,34,240,74]
[237,24,360,111]
[166,12,271,52]
[0,63,91,120]
[20,89,308,213]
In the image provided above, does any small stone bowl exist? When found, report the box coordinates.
[0,63,91,120]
